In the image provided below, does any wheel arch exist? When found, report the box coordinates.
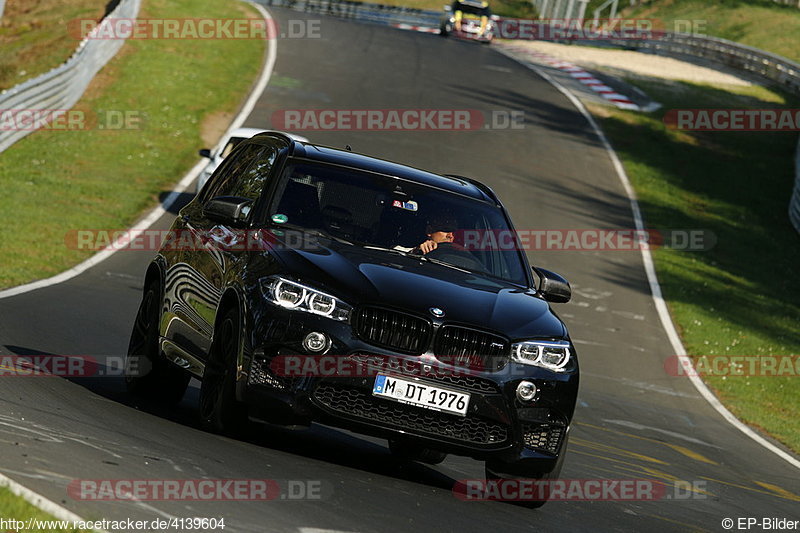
[213,285,250,401]
[143,258,166,295]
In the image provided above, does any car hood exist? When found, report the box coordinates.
[265,232,566,340]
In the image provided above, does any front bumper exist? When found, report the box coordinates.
[242,305,578,471]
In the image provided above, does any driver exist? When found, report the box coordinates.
[416,215,459,254]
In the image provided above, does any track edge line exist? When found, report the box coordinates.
[0,473,107,532]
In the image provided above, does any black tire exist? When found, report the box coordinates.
[125,281,190,404]
[199,309,250,435]
[389,439,447,465]
[484,465,549,509]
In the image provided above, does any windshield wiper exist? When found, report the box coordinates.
[363,245,472,273]
[267,223,354,246]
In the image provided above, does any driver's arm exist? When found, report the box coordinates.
[419,240,437,254]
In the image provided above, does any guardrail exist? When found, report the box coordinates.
[258,0,440,27]
[606,32,800,95]
[0,0,141,153]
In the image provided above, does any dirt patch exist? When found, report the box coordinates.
[200,110,235,148]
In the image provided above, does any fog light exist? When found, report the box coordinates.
[516,381,538,402]
[303,332,329,353]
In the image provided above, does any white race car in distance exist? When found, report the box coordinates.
[196,128,309,193]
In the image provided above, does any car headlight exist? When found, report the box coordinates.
[511,340,571,371]
[260,277,352,321]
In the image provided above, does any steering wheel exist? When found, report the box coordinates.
[425,242,486,272]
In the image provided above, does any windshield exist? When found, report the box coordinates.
[453,0,491,17]
[265,161,527,285]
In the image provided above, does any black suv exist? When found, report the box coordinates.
[126,132,579,494]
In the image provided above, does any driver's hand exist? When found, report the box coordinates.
[420,240,438,254]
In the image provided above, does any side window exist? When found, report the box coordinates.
[203,143,263,203]
[226,144,278,202]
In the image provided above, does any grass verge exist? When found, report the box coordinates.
[0,0,265,288]
[586,79,800,453]
[624,0,800,63]
[0,0,108,89]
[0,486,90,532]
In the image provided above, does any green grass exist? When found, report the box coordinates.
[623,0,800,63]
[0,487,90,532]
[0,0,108,89]
[0,0,265,288]
[587,79,800,453]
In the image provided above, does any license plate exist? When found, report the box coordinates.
[372,374,470,416]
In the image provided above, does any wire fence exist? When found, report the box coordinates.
[0,0,141,154]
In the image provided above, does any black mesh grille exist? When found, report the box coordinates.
[314,383,508,447]
[248,358,294,390]
[522,424,565,454]
[433,326,508,370]
[354,307,432,354]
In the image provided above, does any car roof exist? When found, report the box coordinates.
[227,128,310,142]
[281,140,499,204]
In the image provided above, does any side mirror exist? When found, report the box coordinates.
[532,267,571,303]
[203,196,253,226]
[199,148,212,158]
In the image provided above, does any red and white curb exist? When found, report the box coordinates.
[498,44,640,111]
[392,23,439,33]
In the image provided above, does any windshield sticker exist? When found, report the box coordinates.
[272,214,289,224]
[392,200,418,212]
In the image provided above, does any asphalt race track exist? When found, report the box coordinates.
[0,8,797,532]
